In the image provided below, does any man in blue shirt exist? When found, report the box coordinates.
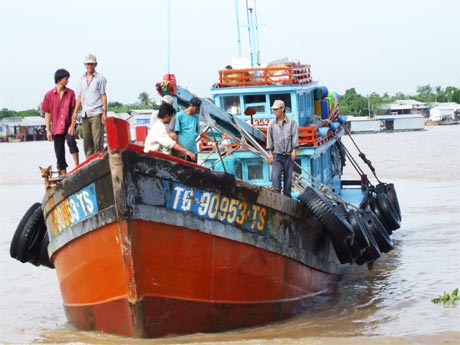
[175,97,202,162]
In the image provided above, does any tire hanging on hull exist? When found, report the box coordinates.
[349,208,381,265]
[376,182,401,220]
[361,207,394,254]
[299,187,354,264]
[10,202,41,259]
[10,203,53,269]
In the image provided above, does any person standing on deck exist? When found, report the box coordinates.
[266,100,299,197]
[71,54,107,158]
[144,102,196,161]
[42,69,80,175]
[174,97,202,162]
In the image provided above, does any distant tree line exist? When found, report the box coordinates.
[107,92,159,114]
[0,92,159,120]
[340,85,460,117]
[2,85,459,119]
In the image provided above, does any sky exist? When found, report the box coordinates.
[0,0,459,111]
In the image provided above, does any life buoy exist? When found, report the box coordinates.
[11,204,47,264]
[10,202,41,259]
[299,187,354,264]
[362,207,394,254]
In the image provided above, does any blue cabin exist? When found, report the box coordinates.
[196,63,346,200]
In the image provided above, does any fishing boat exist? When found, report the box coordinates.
[10,3,401,339]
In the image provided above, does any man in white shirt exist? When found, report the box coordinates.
[150,95,174,125]
[144,102,196,161]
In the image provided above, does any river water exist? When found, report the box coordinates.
[1,125,459,344]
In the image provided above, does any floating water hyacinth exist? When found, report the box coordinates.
[431,288,459,306]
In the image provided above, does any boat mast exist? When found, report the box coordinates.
[235,0,242,56]
[245,0,260,67]
[167,0,172,73]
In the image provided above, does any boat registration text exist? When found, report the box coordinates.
[46,183,99,239]
[163,181,269,233]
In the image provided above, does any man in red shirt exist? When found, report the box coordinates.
[41,69,80,175]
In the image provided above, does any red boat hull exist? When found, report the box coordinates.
[56,219,338,338]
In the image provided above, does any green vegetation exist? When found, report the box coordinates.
[339,85,460,117]
[2,86,459,120]
[0,108,41,119]
[0,92,159,120]
[432,288,460,306]
[107,92,159,113]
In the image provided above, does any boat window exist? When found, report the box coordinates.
[269,94,291,113]
[235,160,243,180]
[247,161,264,180]
[222,96,241,115]
[243,94,266,113]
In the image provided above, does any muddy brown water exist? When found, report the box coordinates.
[1,125,459,344]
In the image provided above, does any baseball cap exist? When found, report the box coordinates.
[162,95,174,105]
[84,54,97,64]
[271,100,285,109]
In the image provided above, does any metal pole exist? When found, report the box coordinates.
[235,0,242,56]
[167,0,171,74]
[368,95,371,117]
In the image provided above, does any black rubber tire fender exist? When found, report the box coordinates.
[335,202,349,220]
[362,208,394,254]
[369,196,392,235]
[299,187,354,264]
[376,182,401,220]
[376,192,401,231]
[357,210,381,262]
[386,183,401,220]
[335,205,362,260]
[35,231,54,269]
[14,206,47,263]
[348,208,370,250]
[348,237,363,261]
[299,187,354,241]
[354,253,367,266]
[10,202,41,259]
[329,235,354,264]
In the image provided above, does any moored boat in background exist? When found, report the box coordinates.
[9,2,402,339]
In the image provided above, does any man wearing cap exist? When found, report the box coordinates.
[144,102,196,161]
[266,99,299,197]
[150,95,177,139]
[71,54,107,158]
[174,97,202,162]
